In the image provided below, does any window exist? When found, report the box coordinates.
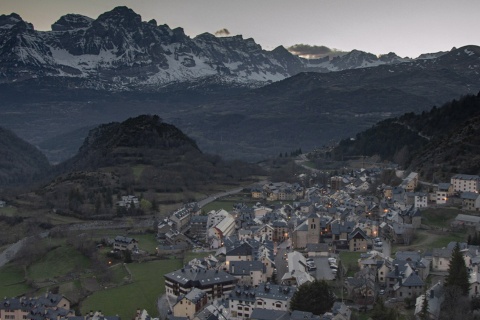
[238,306,243,310]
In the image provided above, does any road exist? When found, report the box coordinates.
[198,187,244,208]
[197,180,267,208]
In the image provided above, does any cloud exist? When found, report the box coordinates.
[215,28,230,36]
[287,44,348,59]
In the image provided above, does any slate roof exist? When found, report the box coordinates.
[348,227,368,241]
[461,192,480,200]
[164,268,237,287]
[226,242,253,257]
[331,221,355,235]
[114,235,136,243]
[290,310,321,320]
[437,183,451,191]
[402,273,424,287]
[395,251,421,262]
[250,308,289,320]
[229,260,265,275]
[181,287,206,304]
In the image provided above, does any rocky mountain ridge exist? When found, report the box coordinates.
[0,6,446,91]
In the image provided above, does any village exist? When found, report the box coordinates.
[2,170,480,320]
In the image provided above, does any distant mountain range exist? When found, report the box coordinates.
[0,6,447,90]
[0,6,480,162]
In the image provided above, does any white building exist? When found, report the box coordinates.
[451,174,480,193]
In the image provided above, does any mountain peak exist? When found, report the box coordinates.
[0,13,33,31]
[51,14,93,31]
[96,6,142,26]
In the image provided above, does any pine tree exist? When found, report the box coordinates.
[445,242,470,296]
[418,288,430,320]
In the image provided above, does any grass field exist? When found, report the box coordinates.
[133,233,158,254]
[339,251,361,277]
[81,259,182,319]
[0,264,31,298]
[421,207,462,228]
[27,245,90,281]
[0,206,18,216]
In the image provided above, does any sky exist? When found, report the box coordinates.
[1,0,479,58]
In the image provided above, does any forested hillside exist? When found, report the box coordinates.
[333,91,480,181]
[0,127,51,187]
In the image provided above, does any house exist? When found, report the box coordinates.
[331,301,352,320]
[225,242,254,268]
[431,247,451,272]
[436,183,454,204]
[451,213,480,229]
[229,261,266,286]
[116,195,139,208]
[190,215,208,243]
[451,174,480,193]
[164,268,237,302]
[207,210,236,248]
[171,207,193,231]
[272,220,289,242]
[228,283,296,320]
[393,272,424,301]
[348,228,369,252]
[281,251,315,286]
[414,282,444,320]
[306,243,331,257]
[172,288,208,319]
[399,172,418,192]
[0,293,73,320]
[113,236,138,251]
[413,192,428,208]
[0,200,5,208]
[344,276,375,305]
[460,192,480,211]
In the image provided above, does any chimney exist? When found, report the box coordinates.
[394,264,399,276]
[430,290,434,299]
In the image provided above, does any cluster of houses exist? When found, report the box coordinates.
[150,170,480,319]
[0,293,120,320]
[10,171,476,319]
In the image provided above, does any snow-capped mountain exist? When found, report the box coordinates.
[0,6,447,91]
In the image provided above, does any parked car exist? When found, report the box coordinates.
[328,257,337,264]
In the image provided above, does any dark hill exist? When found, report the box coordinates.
[60,114,200,171]
[332,91,480,181]
[37,115,263,219]
[0,127,51,187]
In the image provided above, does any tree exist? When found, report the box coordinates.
[370,299,399,320]
[445,242,470,296]
[289,280,335,315]
[417,289,429,320]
